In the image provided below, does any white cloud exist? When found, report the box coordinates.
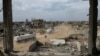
[12,0,89,11]
[12,0,72,11]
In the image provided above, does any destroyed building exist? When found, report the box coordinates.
[31,19,44,28]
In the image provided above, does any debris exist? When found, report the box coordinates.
[48,39,65,46]
[0,50,4,56]
[14,33,36,42]
[66,41,81,52]
[46,28,53,34]
[28,41,43,52]
[0,21,93,56]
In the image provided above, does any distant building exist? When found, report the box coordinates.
[31,19,44,28]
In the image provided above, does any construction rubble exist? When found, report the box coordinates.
[12,38,88,56]
[0,20,100,56]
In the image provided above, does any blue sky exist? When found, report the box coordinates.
[0,0,100,21]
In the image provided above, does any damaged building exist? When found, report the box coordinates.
[31,19,44,29]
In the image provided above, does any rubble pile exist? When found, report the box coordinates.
[13,41,88,56]
[1,21,100,56]
[25,37,88,56]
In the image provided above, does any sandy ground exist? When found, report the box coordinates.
[14,39,35,51]
[0,23,83,51]
[36,24,81,44]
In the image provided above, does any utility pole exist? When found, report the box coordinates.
[3,0,13,54]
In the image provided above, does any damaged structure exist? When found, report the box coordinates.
[1,0,100,56]
[32,19,44,28]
